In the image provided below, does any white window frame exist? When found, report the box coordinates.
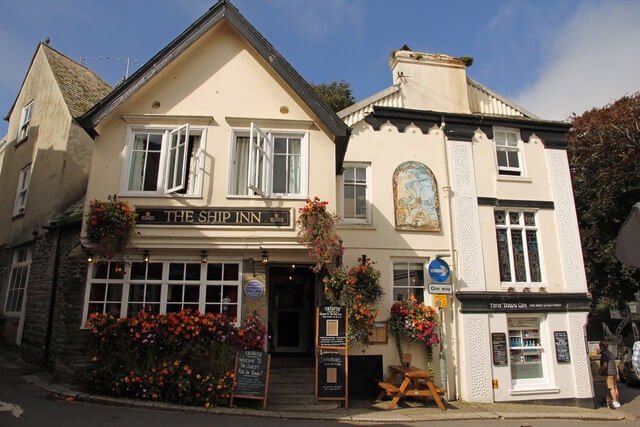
[494,127,524,177]
[507,315,555,391]
[340,163,372,224]
[13,164,31,216]
[81,257,243,328]
[119,124,206,197]
[495,210,545,287]
[17,101,33,142]
[3,246,32,315]
[227,124,309,199]
[391,259,428,304]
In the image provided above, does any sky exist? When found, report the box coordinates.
[1,0,640,137]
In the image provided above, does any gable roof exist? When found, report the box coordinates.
[4,42,112,121]
[77,0,351,172]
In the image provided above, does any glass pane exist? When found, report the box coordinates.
[147,263,163,280]
[494,210,506,225]
[128,303,143,316]
[506,132,518,147]
[355,185,366,219]
[344,167,355,182]
[130,263,146,280]
[147,304,160,314]
[88,303,103,316]
[496,230,512,282]
[90,283,106,301]
[509,212,520,225]
[132,134,147,150]
[507,150,520,168]
[207,264,222,281]
[408,263,424,286]
[15,291,24,311]
[144,152,160,191]
[93,262,108,279]
[288,154,300,194]
[128,151,145,191]
[167,142,176,189]
[495,132,507,146]
[223,286,238,302]
[185,263,201,281]
[168,285,183,303]
[206,286,221,303]
[129,284,145,302]
[274,138,287,153]
[223,263,239,281]
[146,284,161,302]
[205,304,221,314]
[393,288,408,302]
[273,155,286,193]
[355,167,366,183]
[107,284,123,301]
[409,288,424,303]
[109,263,125,280]
[148,133,162,151]
[222,304,237,320]
[496,150,508,167]
[289,138,300,154]
[169,263,184,280]
[524,212,535,226]
[106,303,121,316]
[184,304,198,313]
[393,265,408,287]
[511,229,527,282]
[344,184,355,218]
[166,304,181,313]
[184,285,200,303]
[526,230,542,282]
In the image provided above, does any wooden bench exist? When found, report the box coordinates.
[377,382,400,400]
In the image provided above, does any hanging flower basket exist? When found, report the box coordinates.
[86,198,137,259]
[296,197,343,272]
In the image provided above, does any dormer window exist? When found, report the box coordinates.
[17,101,33,142]
[121,124,205,196]
[494,128,523,176]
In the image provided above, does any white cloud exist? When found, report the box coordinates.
[514,1,640,121]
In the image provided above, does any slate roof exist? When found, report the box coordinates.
[77,0,351,173]
[4,42,112,120]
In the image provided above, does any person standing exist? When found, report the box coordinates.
[632,341,640,377]
[599,340,621,408]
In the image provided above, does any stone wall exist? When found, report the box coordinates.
[241,258,267,326]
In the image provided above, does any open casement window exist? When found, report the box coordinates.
[495,129,523,176]
[13,164,31,216]
[248,122,271,196]
[165,124,190,193]
[17,102,33,142]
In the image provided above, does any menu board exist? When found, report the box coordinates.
[554,331,571,363]
[318,306,346,348]
[233,351,269,398]
[317,352,346,398]
[491,333,508,366]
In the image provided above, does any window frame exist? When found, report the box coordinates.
[3,246,32,315]
[493,127,524,177]
[340,162,372,224]
[506,315,552,390]
[13,164,32,217]
[227,125,309,199]
[494,209,545,287]
[391,260,428,304]
[119,124,206,198]
[81,257,243,328]
[17,101,33,143]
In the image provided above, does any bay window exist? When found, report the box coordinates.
[122,124,205,196]
[229,123,307,198]
[494,210,543,285]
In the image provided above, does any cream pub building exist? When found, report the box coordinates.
[77,0,593,405]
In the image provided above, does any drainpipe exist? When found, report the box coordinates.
[440,117,460,401]
[43,224,62,369]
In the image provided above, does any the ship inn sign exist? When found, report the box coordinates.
[135,208,291,226]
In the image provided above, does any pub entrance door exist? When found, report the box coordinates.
[268,265,315,354]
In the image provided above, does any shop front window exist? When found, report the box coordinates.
[508,317,544,383]
[82,259,242,325]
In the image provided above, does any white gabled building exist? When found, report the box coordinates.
[339,49,593,406]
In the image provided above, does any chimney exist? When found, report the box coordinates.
[389,49,471,113]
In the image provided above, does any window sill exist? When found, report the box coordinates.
[500,283,546,289]
[11,212,25,220]
[336,222,376,230]
[2,312,21,318]
[120,193,203,199]
[13,136,28,148]
[226,195,308,201]
[497,175,532,183]
[510,385,560,396]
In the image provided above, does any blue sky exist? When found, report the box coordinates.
[2,0,640,137]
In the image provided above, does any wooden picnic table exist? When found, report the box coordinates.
[376,365,446,410]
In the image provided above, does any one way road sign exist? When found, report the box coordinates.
[428,258,450,283]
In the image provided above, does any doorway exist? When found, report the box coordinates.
[268,265,315,355]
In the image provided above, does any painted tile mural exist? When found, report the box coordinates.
[393,161,441,231]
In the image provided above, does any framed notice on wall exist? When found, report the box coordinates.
[318,306,346,348]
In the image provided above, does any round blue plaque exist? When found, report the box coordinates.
[245,280,264,299]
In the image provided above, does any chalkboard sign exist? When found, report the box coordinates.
[318,306,346,348]
[317,352,346,398]
[491,333,508,366]
[231,351,270,409]
[554,331,570,363]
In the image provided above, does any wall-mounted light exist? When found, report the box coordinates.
[291,264,296,269]
[201,250,208,263]
[143,250,150,263]
[262,250,269,264]
[87,253,93,263]
[522,287,530,293]
[288,275,293,281]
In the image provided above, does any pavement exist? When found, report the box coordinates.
[0,346,634,424]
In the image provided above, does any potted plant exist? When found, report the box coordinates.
[86,196,137,259]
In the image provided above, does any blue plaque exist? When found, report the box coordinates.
[245,280,264,299]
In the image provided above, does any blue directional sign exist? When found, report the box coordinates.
[428,258,450,283]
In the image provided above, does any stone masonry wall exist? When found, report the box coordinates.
[241,258,267,327]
